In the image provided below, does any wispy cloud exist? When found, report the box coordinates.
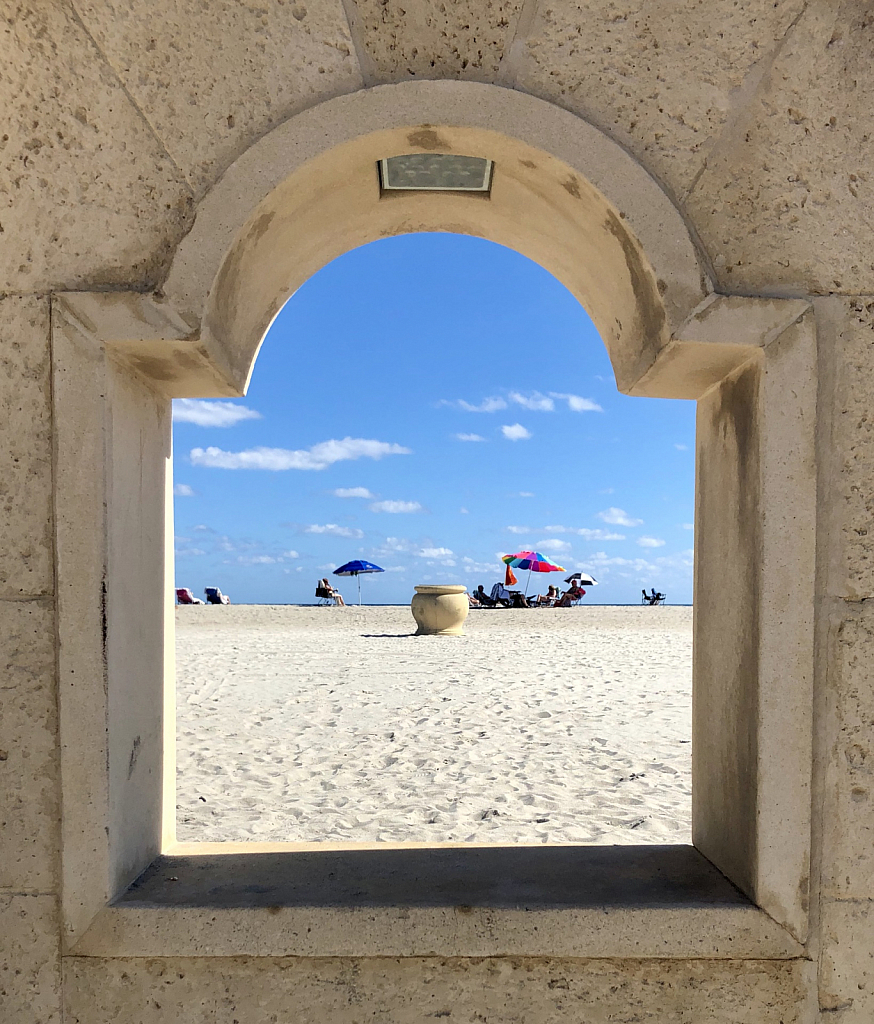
[501,423,531,441]
[173,399,262,428]
[446,396,507,412]
[682,523,694,530]
[173,483,195,497]
[370,500,423,514]
[543,525,625,540]
[597,507,643,527]
[190,437,411,471]
[638,537,666,548]
[175,546,206,557]
[193,524,215,533]
[674,443,689,451]
[305,524,364,538]
[418,547,453,558]
[509,391,554,412]
[549,393,603,413]
[536,538,572,553]
[333,487,374,499]
[506,526,531,534]
[455,433,486,442]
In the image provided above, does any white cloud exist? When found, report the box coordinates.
[175,546,205,557]
[370,500,423,514]
[455,433,486,442]
[506,526,531,535]
[173,399,262,428]
[377,536,414,554]
[384,566,407,573]
[674,443,689,451]
[544,525,625,541]
[173,483,195,497]
[455,397,507,413]
[501,423,532,441]
[234,554,277,565]
[597,507,643,527]
[459,507,469,514]
[638,537,666,548]
[305,524,364,538]
[333,487,375,499]
[418,547,454,558]
[193,524,214,532]
[549,392,603,412]
[682,523,694,530]
[537,538,572,553]
[189,437,411,471]
[518,491,534,498]
[282,550,299,559]
[509,391,554,412]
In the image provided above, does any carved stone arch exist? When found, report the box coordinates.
[162,81,709,397]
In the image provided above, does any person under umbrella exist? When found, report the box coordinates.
[501,551,565,598]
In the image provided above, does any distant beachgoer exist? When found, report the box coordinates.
[537,585,559,606]
[557,581,585,607]
[475,584,498,607]
[321,577,346,607]
[489,583,513,607]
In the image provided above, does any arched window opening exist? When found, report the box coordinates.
[171,233,694,846]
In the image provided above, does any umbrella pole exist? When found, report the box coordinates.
[526,566,532,598]
[357,575,361,605]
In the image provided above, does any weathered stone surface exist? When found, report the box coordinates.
[0,295,53,597]
[0,894,60,1024]
[1,0,192,292]
[515,0,805,198]
[75,0,362,195]
[0,600,59,892]
[821,297,874,600]
[349,0,526,85]
[687,0,874,295]
[65,955,811,1023]
[822,611,874,900]
[819,900,874,1021]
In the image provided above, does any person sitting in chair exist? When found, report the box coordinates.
[536,585,559,606]
[557,581,585,607]
[474,584,498,607]
[320,577,346,607]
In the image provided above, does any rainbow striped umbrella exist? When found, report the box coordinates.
[502,551,566,597]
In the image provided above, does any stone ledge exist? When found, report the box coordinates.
[71,844,804,960]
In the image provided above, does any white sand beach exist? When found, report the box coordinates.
[175,604,692,846]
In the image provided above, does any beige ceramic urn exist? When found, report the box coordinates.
[411,584,469,636]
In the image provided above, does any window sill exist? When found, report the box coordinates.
[71,843,803,960]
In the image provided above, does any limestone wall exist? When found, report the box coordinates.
[2,2,874,1021]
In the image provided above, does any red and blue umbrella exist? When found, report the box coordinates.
[333,559,384,605]
[502,551,565,597]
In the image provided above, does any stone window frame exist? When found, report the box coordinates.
[52,83,816,963]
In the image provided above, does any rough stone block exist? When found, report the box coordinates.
[74,0,362,195]
[686,1,874,295]
[0,894,61,1024]
[0,295,53,598]
[515,0,805,199]
[349,0,526,85]
[821,610,874,899]
[1,2,192,292]
[821,297,874,600]
[65,955,811,1023]
[0,600,59,892]
[819,900,874,1021]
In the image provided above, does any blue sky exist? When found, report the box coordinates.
[173,233,695,604]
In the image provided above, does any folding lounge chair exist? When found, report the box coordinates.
[176,587,203,605]
[315,583,333,606]
[204,586,230,605]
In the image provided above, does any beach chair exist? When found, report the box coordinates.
[315,582,333,605]
[175,587,203,605]
[204,586,230,605]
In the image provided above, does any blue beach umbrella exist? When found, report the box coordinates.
[332,559,385,605]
